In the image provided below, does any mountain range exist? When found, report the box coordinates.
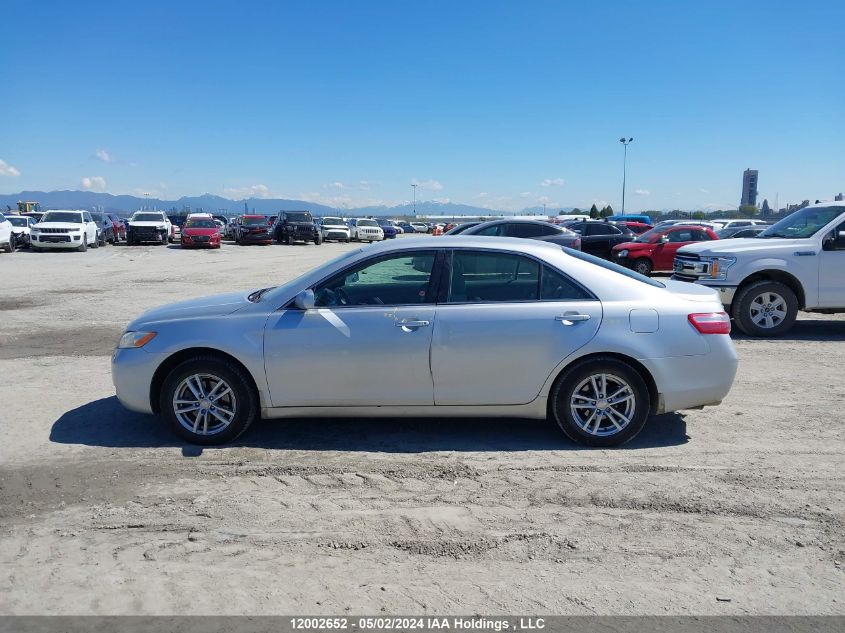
[0,190,571,218]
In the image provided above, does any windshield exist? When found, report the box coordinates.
[564,248,666,288]
[133,213,164,222]
[185,219,217,228]
[634,228,662,243]
[8,217,28,227]
[760,206,845,239]
[358,219,378,227]
[243,216,267,226]
[285,212,312,222]
[323,217,344,225]
[42,212,82,223]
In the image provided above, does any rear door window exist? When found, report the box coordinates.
[448,251,539,302]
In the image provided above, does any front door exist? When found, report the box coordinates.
[431,249,602,405]
[263,250,440,407]
[818,220,845,307]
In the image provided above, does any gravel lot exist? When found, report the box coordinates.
[1,238,843,615]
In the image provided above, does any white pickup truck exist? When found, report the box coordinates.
[672,202,845,336]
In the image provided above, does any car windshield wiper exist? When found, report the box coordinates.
[248,287,274,302]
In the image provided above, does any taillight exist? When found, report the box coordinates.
[688,312,731,335]
[572,238,581,250]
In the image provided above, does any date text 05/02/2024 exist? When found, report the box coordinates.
[289,617,546,631]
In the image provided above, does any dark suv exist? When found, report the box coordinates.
[274,210,322,245]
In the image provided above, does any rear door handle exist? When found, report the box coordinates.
[396,319,430,329]
[556,313,591,325]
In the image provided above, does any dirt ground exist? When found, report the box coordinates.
[1,238,843,615]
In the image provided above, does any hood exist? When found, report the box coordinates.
[678,237,810,257]
[129,220,168,227]
[182,227,218,236]
[613,240,652,251]
[661,280,721,303]
[129,291,251,329]
[34,222,83,230]
[323,223,349,229]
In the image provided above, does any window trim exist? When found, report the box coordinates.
[441,247,597,305]
[284,248,445,310]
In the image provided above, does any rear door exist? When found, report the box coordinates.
[431,249,602,405]
[818,219,845,307]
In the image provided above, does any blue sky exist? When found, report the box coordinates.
[2,0,843,211]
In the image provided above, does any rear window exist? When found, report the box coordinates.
[133,213,164,222]
[563,248,666,288]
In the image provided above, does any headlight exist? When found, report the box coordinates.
[31,228,40,234]
[157,225,166,230]
[618,249,629,257]
[703,256,737,280]
[118,331,157,348]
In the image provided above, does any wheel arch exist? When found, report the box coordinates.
[547,352,660,416]
[736,269,806,309]
[149,347,261,414]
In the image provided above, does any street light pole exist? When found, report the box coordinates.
[619,137,633,214]
[411,183,418,217]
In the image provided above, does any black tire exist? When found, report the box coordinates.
[732,280,798,337]
[633,258,652,276]
[159,355,258,445]
[315,234,323,245]
[550,357,650,447]
[78,234,88,252]
[99,232,106,247]
[285,234,293,245]
[91,233,99,248]
[3,239,14,253]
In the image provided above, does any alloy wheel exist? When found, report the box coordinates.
[172,373,237,436]
[569,373,636,437]
[749,291,787,330]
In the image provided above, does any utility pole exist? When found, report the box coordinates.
[619,137,633,214]
[411,183,418,217]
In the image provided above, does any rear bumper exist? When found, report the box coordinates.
[639,336,738,413]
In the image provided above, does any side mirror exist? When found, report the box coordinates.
[660,234,670,243]
[294,289,315,310]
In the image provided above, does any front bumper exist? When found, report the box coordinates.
[669,277,737,307]
[112,347,162,414]
[32,234,81,248]
[323,230,350,240]
[240,232,273,243]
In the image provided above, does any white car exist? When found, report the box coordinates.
[0,212,14,253]
[674,202,845,336]
[348,218,384,242]
[127,211,172,245]
[715,219,769,231]
[6,214,36,248]
[112,236,737,446]
[410,222,430,233]
[319,217,351,242]
[30,210,99,252]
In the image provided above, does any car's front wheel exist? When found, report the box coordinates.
[550,357,650,447]
[160,356,258,445]
[732,280,798,337]
[633,258,652,276]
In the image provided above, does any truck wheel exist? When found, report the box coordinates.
[285,234,293,245]
[78,235,88,252]
[733,280,798,337]
[633,258,652,276]
[315,234,323,245]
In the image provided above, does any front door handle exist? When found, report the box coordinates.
[556,313,591,325]
[396,319,430,329]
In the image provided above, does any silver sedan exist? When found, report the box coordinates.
[112,236,737,447]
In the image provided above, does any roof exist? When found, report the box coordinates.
[359,235,563,256]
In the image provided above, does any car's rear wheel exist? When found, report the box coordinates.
[633,258,652,276]
[551,357,650,447]
[160,356,258,445]
[732,280,798,337]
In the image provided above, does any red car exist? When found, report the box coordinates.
[612,225,718,275]
[180,217,222,249]
[107,213,127,242]
[616,220,652,234]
